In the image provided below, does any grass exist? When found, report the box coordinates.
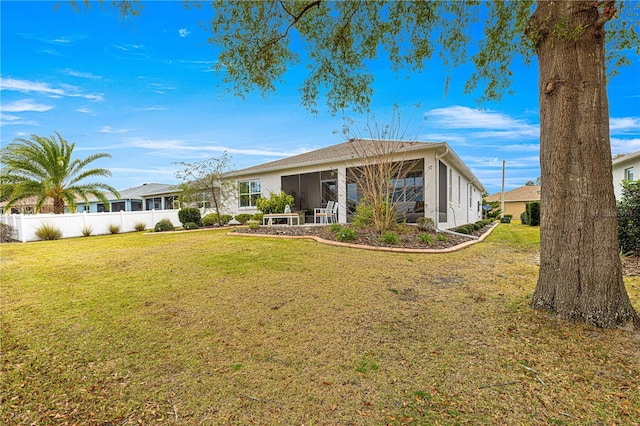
[1,225,639,425]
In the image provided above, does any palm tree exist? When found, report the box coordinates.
[1,132,120,214]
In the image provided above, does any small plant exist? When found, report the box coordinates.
[336,228,357,242]
[247,219,260,230]
[251,213,264,223]
[416,217,435,232]
[255,191,295,214]
[35,223,62,240]
[380,232,399,245]
[234,213,253,225]
[134,221,147,232]
[202,212,233,227]
[184,222,199,230]
[0,223,17,243]
[328,223,342,233]
[437,233,448,242]
[178,207,201,226]
[108,223,120,234]
[154,218,175,232]
[419,233,434,244]
[81,224,93,237]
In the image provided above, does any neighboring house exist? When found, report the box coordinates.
[222,139,486,228]
[76,183,180,213]
[0,196,55,214]
[485,185,541,219]
[612,151,639,200]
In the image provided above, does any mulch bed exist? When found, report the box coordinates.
[233,223,489,250]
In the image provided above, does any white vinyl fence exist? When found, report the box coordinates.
[1,210,181,242]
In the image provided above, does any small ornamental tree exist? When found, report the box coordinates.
[617,180,640,255]
[256,192,294,214]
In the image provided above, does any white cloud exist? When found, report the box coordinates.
[1,99,53,112]
[610,117,640,132]
[178,28,190,38]
[0,78,65,96]
[124,137,302,158]
[138,106,167,111]
[77,107,93,114]
[425,105,539,140]
[63,69,102,79]
[610,137,640,155]
[0,113,20,121]
[99,126,128,134]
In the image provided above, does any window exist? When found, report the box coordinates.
[112,201,125,212]
[239,179,261,207]
[469,186,474,208]
[625,167,634,181]
[390,171,424,203]
[146,197,161,210]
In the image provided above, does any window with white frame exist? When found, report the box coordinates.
[624,167,634,181]
[239,179,261,207]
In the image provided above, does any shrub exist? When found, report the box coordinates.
[178,207,201,226]
[419,233,434,244]
[202,212,233,226]
[328,223,342,233]
[234,214,253,225]
[336,228,357,242]
[455,225,473,235]
[247,219,260,230]
[256,191,294,214]
[472,222,482,230]
[0,223,17,243]
[108,223,120,234]
[500,216,511,224]
[184,222,199,230]
[520,210,529,225]
[154,218,175,232]
[35,223,62,240]
[525,201,540,226]
[504,214,513,219]
[416,217,435,232]
[617,180,640,255]
[380,232,399,245]
[437,233,448,242]
[134,221,147,232]
[81,224,93,237]
[251,213,264,223]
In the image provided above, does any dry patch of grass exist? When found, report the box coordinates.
[1,225,639,425]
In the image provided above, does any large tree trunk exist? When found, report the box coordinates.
[528,1,639,330]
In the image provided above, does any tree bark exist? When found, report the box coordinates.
[528,1,639,330]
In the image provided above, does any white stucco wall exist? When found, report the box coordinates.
[612,152,640,200]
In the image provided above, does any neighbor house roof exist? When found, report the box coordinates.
[612,150,640,166]
[77,183,179,203]
[485,185,541,202]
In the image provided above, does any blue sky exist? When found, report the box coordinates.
[1,1,639,195]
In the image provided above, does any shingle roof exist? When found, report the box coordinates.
[485,185,541,202]
[77,183,179,203]
[228,139,444,176]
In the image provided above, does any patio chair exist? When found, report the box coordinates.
[328,201,338,223]
[314,200,335,224]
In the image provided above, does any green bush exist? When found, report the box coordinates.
[154,218,175,232]
[108,223,120,234]
[247,219,260,230]
[525,201,540,226]
[202,212,232,226]
[251,213,264,223]
[520,210,529,225]
[472,222,482,230]
[336,228,357,242]
[255,191,294,214]
[504,214,513,219]
[437,233,448,242]
[455,225,473,235]
[419,233,434,244]
[81,224,93,237]
[350,203,374,228]
[234,214,253,225]
[380,232,399,245]
[134,221,147,232]
[500,217,511,224]
[617,180,640,255]
[416,217,435,232]
[35,223,62,240]
[184,222,199,230]
[178,207,201,226]
[1,223,17,243]
[328,223,342,233]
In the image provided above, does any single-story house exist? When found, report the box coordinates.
[612,150,639,200]
[222,139,486,228]
[0,196,55,214]
[485,185,541,219]
[76,183,180,213]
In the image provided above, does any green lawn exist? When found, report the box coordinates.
[1,225,639,425]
